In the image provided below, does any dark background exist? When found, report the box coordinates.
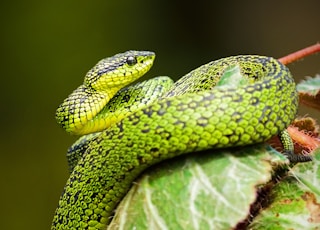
[1,1,319,229]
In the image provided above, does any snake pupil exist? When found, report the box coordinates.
[126,56,137,66]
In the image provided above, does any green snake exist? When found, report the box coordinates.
[52,50,311,229]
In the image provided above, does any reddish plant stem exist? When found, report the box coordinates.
[278,43,320,65]
[287,126,320,153]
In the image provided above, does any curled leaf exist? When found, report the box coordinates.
[297,75,320,110]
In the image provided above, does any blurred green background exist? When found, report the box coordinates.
[0,1,319,229]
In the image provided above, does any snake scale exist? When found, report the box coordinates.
[52,50,311,229]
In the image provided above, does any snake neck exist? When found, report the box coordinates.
[55,84,119,135]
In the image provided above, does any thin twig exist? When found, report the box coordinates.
[278,43,320,65]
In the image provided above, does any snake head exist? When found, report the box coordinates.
[84,50,155,91]
[56,51,155,135]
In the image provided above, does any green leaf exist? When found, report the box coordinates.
[216,64,249,88]
[108,145,288,230]
[297,75,320,110]
[297,75,320,96]
[249,149,320,229]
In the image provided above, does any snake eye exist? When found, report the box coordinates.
[126,56,137,66]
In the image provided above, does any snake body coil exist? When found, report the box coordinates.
[53,51,301,229]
